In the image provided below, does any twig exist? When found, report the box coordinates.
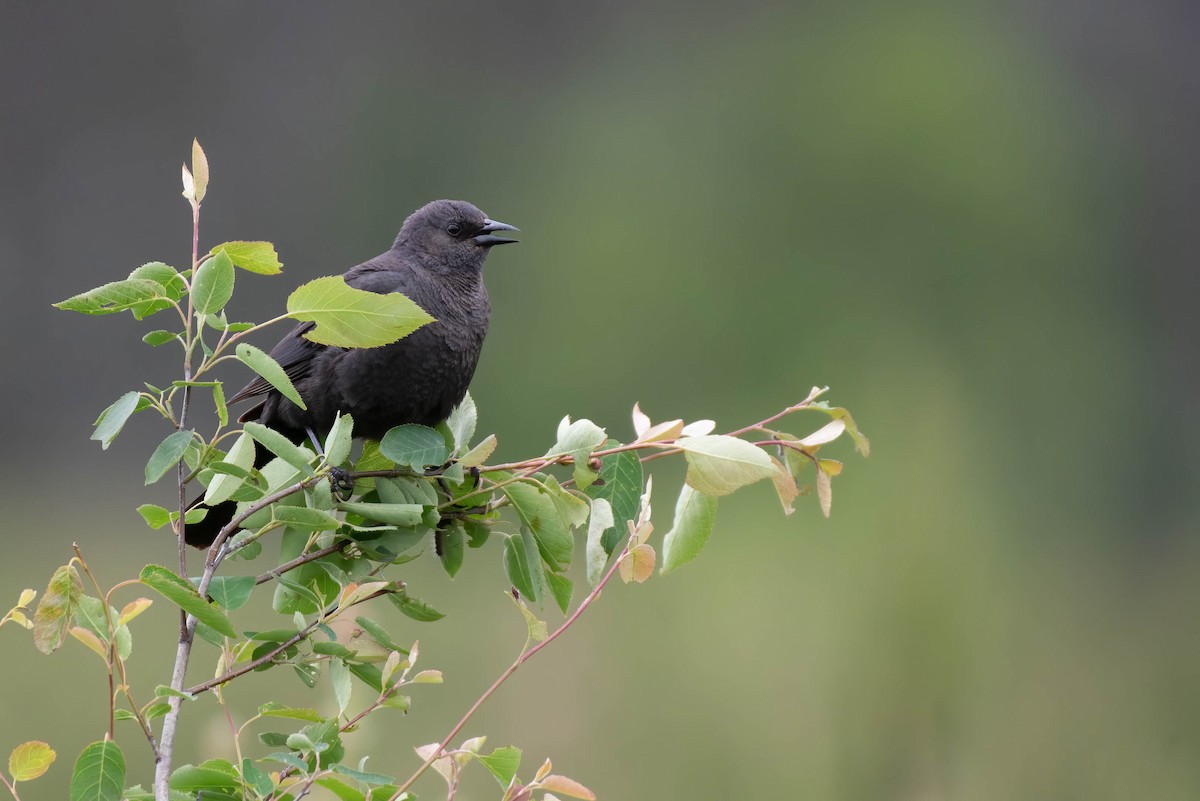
[389,538,634,800]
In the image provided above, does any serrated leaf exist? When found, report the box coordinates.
[287,276,434,348]
[206,576,254,611]
[460,433,497,468]
[142,330,180,346]
[91,391,141,450]
[545,571,573,615]
[168,764,240,793]
[380,424,447,470]
[330,657,353,716]
[272,505,342,531]
[337,501,424,526]
[33,565,82,655]
[212,240,282,275]
[619,544,656,584]
[660,485,718,574]
[144,430,195,485]
[242,758,275,798]
[236,342,307,410]
[477,746,521,789]
[438,524,464,578]
[446,392,477,454]
[54,278,169,316]
[139,565,237,638]
[243,422,314,474]
[502,480,573,571]
[503,535,537,601]
[677,435,779,496]
[118,597,153,625]
[583,448,643,554]
[545,417,606,489]
[191,250,235,315]
[136,504,171,530]
[10,739,56,782]
[69,740,124,801]
[204,433,256,506]
[389,593,445,622]
[324,412,353,466]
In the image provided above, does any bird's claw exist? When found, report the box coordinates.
[329,466,355,501]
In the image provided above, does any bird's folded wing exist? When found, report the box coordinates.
[227,320,322,405]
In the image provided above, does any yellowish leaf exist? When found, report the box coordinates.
[8,740,56,782]
[118,597,153,625]
[816,467,832,518]
[191,139,209,203]
[619,543,656,584]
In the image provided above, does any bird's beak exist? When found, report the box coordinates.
[473,218,520,247]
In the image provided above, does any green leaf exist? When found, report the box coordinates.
[91,391,141,450]
[69,740,124,801]
[212,381,228,428]
[388,593,445,622]
[438,524,464,578]
[445,392,477,454]
[139,565,237,638]
[353,617,408,654]
[677,435,779,496]
[236,342,308,410]
[503,533,538,601]
[128,262,186,298]
[460,433,497,468]
[337,501,424,527]
[323,411,354,467]
[9,740,56,782]
[380,424,447,470]
[585,498,615,587]
[330,764,396,786]
[191,250,235,315]
[53,278,169,316]
[33,564,82,655]
[501,480,573,571]
[477,746,522,789]
[212,241,283,275]
[242,758,275,798]
[286,275,435,348]
[243,422,315,474]
[583,448,643,554]
[204,433,256,506]
[660,485,718,574]
[546,416,607,489]
[330,657,353,716]
[144,430,195,485]
[272,505,342,531]
[168,764,240,793]
[258,703,324,721]
[137,504,172,530]
[142,330,180,346]
[376,476,438,506]
[545,571,573,614]
[206,576,255,611]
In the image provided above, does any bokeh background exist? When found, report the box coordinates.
[2,2,1197,799]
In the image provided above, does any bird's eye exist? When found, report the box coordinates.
[446,223,462,236]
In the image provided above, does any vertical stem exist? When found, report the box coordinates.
[155,199,200,801]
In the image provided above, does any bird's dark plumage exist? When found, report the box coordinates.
[184,199,516,548]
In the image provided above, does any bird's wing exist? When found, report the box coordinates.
[226,320,324,406]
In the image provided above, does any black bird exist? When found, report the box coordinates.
[184,199,517,548]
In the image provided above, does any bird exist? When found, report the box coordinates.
[184,199,517,548]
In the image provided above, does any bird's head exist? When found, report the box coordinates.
[394,200,518,272]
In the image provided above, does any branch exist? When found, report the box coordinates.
[389,537,635,799]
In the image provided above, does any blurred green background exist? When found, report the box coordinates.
[2,2,1197,799]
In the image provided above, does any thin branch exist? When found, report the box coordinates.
[186,619,322,696]
[390,539,634,800]
[254,542,348,586]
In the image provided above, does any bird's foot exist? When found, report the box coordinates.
[329,466,355,501]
